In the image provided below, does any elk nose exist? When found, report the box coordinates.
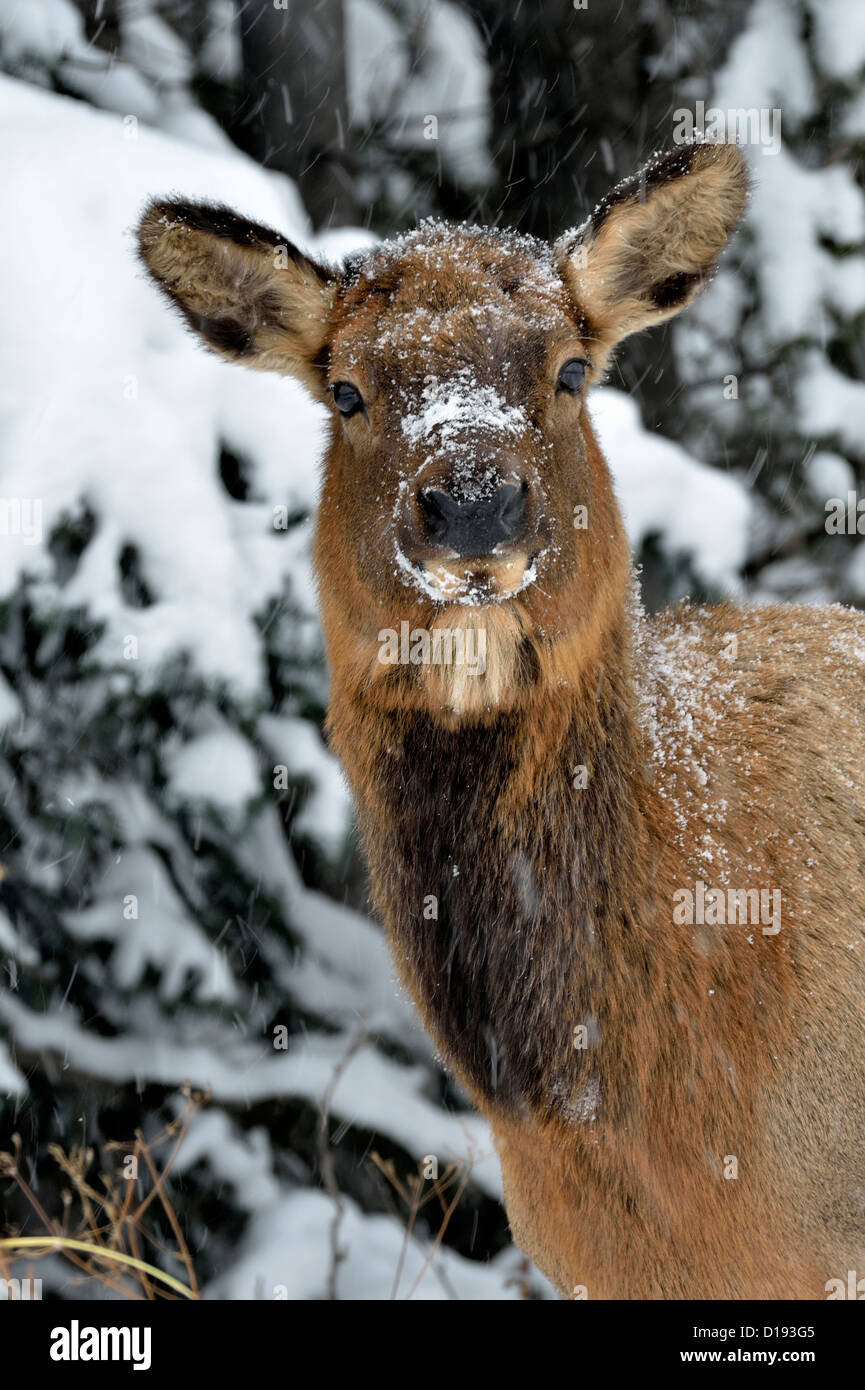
[418,483,527,558]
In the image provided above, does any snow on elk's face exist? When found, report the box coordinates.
[310,224,634,717]
[137,144,748,717]
[304,223,636,717]
[323,225,613,615]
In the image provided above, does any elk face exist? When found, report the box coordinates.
[325,223,591,616]
[138,143,747,719]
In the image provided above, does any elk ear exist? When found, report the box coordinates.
[137,199,337,396]
[555,143,748,372]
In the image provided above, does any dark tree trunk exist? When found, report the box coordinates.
[69,0,121,50]
[460,0,750,440]
[235,0,356,230]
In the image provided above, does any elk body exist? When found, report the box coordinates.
[139,144,865,1299]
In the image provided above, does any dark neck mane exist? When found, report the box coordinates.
[347,624,662,1117]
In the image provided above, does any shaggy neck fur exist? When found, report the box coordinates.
[331,607,666,1119]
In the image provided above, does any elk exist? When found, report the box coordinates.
[138,143,865,1299]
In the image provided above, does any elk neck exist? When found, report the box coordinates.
[328,597,669,1121]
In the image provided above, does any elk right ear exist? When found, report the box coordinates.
[137,200,337,396]
[555,142,748,374]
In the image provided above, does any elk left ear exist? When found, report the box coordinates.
[137,199,337,396]
[555,142,749,371]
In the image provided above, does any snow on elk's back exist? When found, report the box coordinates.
[635,602,746,871]
[635,600,865,878]
[828,607,865,673]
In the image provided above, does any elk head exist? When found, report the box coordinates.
[138,143,747,721]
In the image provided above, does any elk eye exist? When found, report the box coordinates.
[331,381,364,417]
[557,358,587,395]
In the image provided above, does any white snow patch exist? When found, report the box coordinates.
[259,715,352,856]
[0,1039,25,1096]
[168,728,261,816]
[808,0,865,81]
[208,1188,549,1300]
[64,845,237,1003]
[805,450,856,500]
[402,373,528,454]
[798,355,865,455]
[0,75,328,695]
[591,388,751,591]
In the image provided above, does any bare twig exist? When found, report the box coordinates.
[371,1134,480,1300]
[316,1021,370,1300]
[0,1087,206,1300]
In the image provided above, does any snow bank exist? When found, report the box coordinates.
[0,74,326,696]
[0,0,234,151]
[208,1189,545,1301]
[591,389,751,591]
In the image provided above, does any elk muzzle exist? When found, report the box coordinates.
[418,482,528,558]
[396,466,544,604]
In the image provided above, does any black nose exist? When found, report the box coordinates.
[418,483,527,557]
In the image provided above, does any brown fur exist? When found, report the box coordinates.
[137,199,336,393]
[137,144,865,1298]
[556,143,749,371]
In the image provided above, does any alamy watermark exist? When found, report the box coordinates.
[673,101,781,156]
[673,880,781,935]
[1,1277,42,1300]
[825,492,865,534]
[50,1320,151,1370]
[826,1270,865,1299]
[0,497,43,545]
[378,620,487,675]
